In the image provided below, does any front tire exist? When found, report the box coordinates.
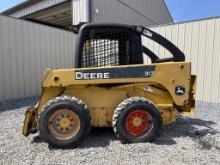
[38,96,90,148]
[112,97,162,143]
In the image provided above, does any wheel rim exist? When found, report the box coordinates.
[48,109,80,140]
[125,110,154,137]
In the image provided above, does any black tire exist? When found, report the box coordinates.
[38,96,91,148]
[112,97,162,143]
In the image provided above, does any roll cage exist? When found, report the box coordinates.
[71,23,185,68]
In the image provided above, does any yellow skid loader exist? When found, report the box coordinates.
[22,23,196,148]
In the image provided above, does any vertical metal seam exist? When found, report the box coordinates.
[20,21,26,97]
[209,18,216,102]
[163,26,166,57]
[0,17,4,100]
[6,18,13,99]
[183,23,186,56]
[216,20,220,102]
[189,23,193,62]
[195,21,200,78]
[201,20,208,101]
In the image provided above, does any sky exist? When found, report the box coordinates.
[165,0,220,22]
[0,0,220,22]
[0,0,25,13]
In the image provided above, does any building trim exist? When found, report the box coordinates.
[149,16,220,28]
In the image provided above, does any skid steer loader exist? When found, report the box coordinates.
[22,23,196,148]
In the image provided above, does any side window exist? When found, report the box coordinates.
[80,29,131,68]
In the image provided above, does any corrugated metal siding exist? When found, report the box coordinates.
[8,0,69,18]
[145,18,220,103]
[72,0,88,25]
[90,0,173,26]
[0,15,75,101]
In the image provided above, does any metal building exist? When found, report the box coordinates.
[0,0,173,101]
[144,17,220,103]
[0,14,75,101]
[2,0,173,27]
[0,1,219,103]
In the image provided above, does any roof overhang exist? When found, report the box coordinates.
[24,1,72,27]
[2,0,72,28]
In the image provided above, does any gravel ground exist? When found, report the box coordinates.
[0,97,220,165]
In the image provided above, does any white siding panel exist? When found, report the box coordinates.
[1,17,12,99]
[203,19,215,102]
[158,27,166,58]
[72,0,88,25]
[212,19,220,102]
[197,20,207,101]
[190,21,200,75]
[147,17,220,103]
[0,17,4,100]
[0,15,75,101]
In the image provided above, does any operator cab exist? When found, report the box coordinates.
[71,23,185,68]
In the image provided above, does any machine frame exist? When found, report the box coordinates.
[22,23,196,148]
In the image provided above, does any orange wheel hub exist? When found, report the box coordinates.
[125,110,153,137]
[48,109,80,140]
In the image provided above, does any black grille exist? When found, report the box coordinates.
[80,30,130,68]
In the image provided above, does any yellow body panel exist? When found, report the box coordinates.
[43,62,191,105]
[23,62,196,136]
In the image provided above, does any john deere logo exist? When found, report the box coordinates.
[75,72,110,80]
[175,86,185,96]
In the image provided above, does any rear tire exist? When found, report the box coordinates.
[38,96,90,148]
[112,97,162,143]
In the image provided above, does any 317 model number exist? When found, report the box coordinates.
[144,71,154,77]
